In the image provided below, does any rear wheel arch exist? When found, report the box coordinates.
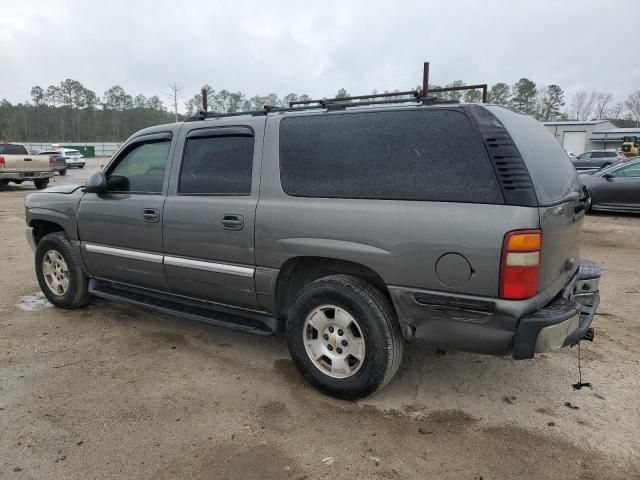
[274,256,391,319]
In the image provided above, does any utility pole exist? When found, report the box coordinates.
[166,82,182,122]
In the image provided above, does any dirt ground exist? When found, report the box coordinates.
[1,161,639,479]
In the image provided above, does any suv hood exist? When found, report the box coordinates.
[40,184,84,194]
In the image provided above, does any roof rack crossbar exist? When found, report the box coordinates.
[290,90,420,107]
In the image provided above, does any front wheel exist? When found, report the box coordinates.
[34,179,49,189]
[286,275,403,399]
[35,232,89,309]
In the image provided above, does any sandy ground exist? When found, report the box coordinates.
[1,161,639,479]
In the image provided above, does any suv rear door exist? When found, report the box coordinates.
[77,132,174,290]
[162,119,265,309]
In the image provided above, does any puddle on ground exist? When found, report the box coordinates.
[16,292,52,311]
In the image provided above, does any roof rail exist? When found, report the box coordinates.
[184,95,460,122]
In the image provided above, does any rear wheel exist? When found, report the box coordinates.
[0,179,9,186]
[35,232,89,309]
[78,165,85,169]
[59,169,67,176]
[34,179,49,189]
[286,274,403,399]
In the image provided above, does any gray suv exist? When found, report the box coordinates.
[24,100,601,398]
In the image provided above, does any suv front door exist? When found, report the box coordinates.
[78,132,174,290]
[162,122,264,309]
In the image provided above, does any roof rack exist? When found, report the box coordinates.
[185,62,487,122]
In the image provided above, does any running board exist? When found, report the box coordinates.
[89,279,281,335]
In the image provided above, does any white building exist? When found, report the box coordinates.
[543,120,616,155]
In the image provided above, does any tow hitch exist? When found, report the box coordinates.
[581,327,595,343]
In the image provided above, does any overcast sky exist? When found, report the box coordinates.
[2,0,638,112]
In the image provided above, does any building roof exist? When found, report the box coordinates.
[590,127,640,142]
[543,120,612,126]
[592,127,640,134]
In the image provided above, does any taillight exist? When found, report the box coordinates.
[49,156,55,166]
[499,230,542,300]
[0,156,4,166]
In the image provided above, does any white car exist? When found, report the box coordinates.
[37,147,85,168]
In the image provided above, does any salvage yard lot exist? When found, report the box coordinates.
[1,162,639,479]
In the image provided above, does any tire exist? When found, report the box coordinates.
[79,165,84,169]
[286,274,403,399]
[34,179,49,189]
[35,232,89,309]
[0,179,9,186]
[59,169,67,176]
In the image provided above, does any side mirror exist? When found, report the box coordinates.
[602,173,613,180]
[85,170,107,193]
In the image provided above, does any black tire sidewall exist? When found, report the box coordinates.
[287,279,393,398]
[34,179,49,189]
[35,233,87,308]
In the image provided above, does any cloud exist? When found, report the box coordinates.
[2,0,638,111]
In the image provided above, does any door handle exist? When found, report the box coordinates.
[142,208,160,223]
[221,214,244,230]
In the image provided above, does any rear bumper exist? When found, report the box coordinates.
[512,260,600,359]
[0,171,55,180]
[389,259,601,358]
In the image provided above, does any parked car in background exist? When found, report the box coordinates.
[580,159,640,213]
[37,147,85,169]
[571,150,626,170]
[0,143,55,189]
[35,151,67,176]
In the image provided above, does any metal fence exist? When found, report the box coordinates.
[22,142,120,157]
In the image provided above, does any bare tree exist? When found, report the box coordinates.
[570,90,598,120]
[166,82,182,122]
[609,102,625,120]
[626,90,640,127]
[594,92,613,119]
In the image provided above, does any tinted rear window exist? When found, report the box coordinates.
[0,144,28,155]
[486,106,580,205]
[279,109,503,203]
[591,151,614,158]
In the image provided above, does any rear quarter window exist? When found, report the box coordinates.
[485,106,580,205]
[279,109,503,204]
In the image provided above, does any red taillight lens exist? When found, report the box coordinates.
[49,156,55,166]
[499,229,541,300]
[0,156,5,166]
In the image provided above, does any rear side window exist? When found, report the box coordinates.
[486,106,580,205]
[179,134,254,195]
[279,109,503,203]
[0,144,28,155]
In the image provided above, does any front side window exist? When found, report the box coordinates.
[579,153,591,159]
[107,140,170,193]
[179,134,254,195]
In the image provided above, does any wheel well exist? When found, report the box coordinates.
[274,256,390,318]
[30,220,65,244]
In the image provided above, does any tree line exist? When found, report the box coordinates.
[1,78,639,142]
